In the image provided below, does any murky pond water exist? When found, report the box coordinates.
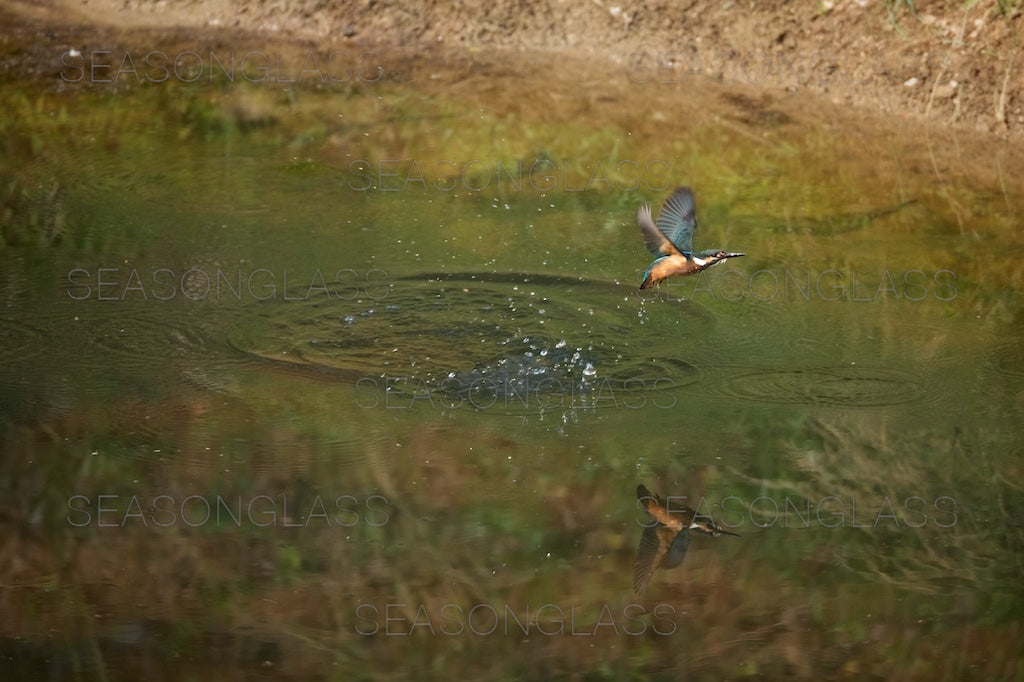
[1,34,1023,680]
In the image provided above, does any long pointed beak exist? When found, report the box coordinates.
[722,252,745,260]
[692,519,740,537]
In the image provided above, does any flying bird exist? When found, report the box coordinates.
[636,187,744,289]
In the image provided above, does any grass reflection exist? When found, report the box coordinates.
[2,389,1022,678]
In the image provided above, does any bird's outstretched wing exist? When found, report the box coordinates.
[636,187,698,257]
[633,524,690,594]
[656,187,698,254]
[637,203,679,257]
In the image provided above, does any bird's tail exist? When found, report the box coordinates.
[639,270,655,290]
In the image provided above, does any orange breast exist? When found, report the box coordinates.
[649,255,697,283]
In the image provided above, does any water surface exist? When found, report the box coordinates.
[1,35,1023,680]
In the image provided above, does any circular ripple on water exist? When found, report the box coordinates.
[229,272,712,412]
[235,274,640,375]
[81,313,215,363]
[0,317,46,363]
[984,339,1024,381]
[73,309,246,394]
[709,365,927,407]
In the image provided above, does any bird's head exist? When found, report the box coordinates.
[690,516,740,537]
[696,249,745,265]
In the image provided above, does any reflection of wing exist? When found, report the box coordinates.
[656,187,697,254]
[633,525,689,595]
[662,529,691,568]
[636,484,659,509]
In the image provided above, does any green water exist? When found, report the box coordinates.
[1,48,1023,680]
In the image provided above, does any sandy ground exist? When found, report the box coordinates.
[7,0,1020,139]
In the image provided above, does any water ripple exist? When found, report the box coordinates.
[230,272,714,413]
[984,339,1024,381]
[707,365,927,407]
[63,307,248,396]
[0,317,46,364]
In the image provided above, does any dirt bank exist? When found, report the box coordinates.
[8,0,1016,140]
[0,0,1020,148]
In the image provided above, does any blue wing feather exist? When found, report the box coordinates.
[656,187,697,254]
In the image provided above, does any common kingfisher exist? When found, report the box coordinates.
[633,483,738,595]
[636,187,744,289]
